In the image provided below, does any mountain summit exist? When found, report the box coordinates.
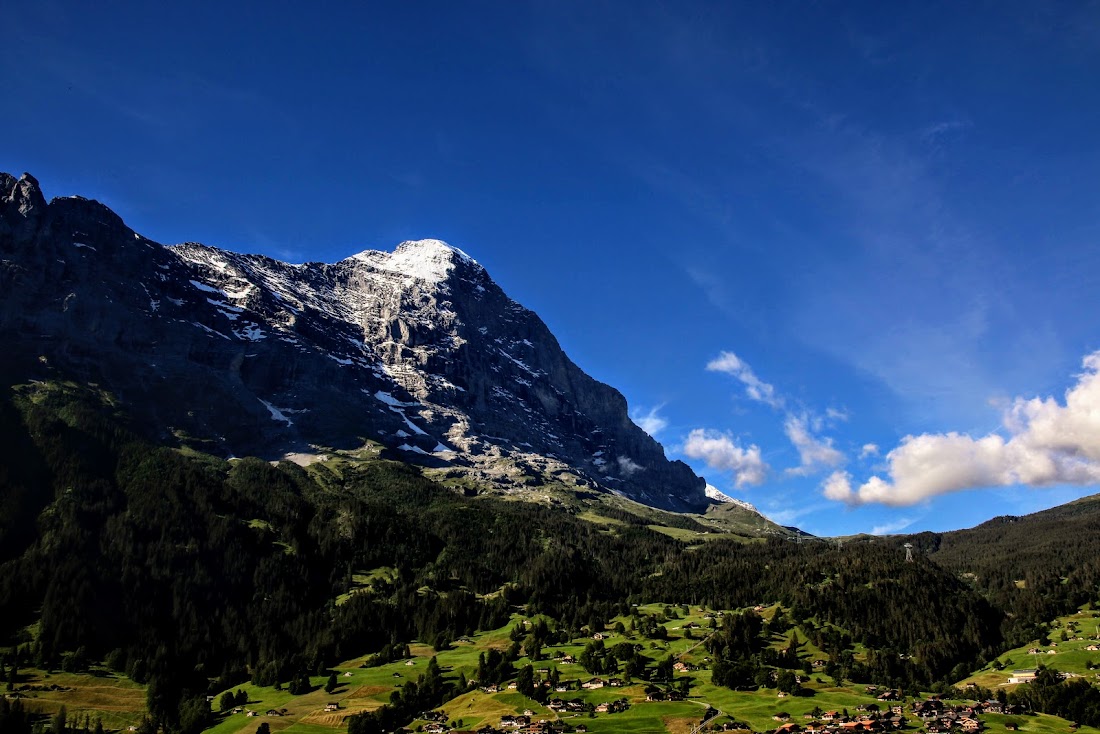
[0,172,706,511]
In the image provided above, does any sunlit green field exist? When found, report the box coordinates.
[2,667,146,731]
[962,608,1100,690]
[14,605,1100,734]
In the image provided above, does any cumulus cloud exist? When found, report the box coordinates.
[824,351,1100,506]
[785,414,845,475]
[860,443,880,459]
[706,351,783,409]
[683,428,768,487]
[630,405,669,437]
[822,471,855,502]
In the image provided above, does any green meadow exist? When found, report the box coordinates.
[962,609,1100,690]
[12,606,1100,734]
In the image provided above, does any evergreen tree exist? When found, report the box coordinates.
[52,705,67,734]
[516,665,535,697]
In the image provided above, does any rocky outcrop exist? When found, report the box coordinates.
[0,172,707,512]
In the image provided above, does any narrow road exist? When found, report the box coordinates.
[687,700,723,734]
[681,630,725,734]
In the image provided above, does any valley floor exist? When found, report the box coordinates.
[12,604,1100,734]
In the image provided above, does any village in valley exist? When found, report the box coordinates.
[198,601,1100,734]
[9,604,1100,734]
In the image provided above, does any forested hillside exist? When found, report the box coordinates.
[1,379,1097,733]
[903,498,1100,648]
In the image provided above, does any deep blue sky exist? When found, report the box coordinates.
[6,1,1100,535]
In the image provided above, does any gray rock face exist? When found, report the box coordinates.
[0,173,707,512]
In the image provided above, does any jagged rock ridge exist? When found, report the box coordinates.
[0,172,707,511]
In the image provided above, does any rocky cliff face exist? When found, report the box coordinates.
[0,172,707,511]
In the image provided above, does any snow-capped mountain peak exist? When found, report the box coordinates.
[705,483,764,516]
[0,171,709,513]
[349,238,481,284]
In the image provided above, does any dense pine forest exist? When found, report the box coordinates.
[3,379,1100,733]
[913,502,1100,645]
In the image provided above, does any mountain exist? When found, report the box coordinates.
[902,492,1100,620]
[0,171,706,512]
[704,482,763,514]
[907,491,1100,580]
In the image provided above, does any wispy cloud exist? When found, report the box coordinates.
[617,456,644,477]
[682,428,768,488]
[22,20,268,136]
[771,106,1051,427]
[860,443,880,459]
[785,414,845,475]
[706,351,783,408]
[764,501,832,528]
[870,516,918,535]
[631,404,669,438]
[920,119,973,146]
[823,350,1100,506]
[707,350,846,476]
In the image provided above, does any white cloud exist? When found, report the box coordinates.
[824,351,1100,506]
[822,471,855,503]
[764,501,831,526]
[617,456,644,477]
[683,428,769,487]
[706,352,847,476]
[630,405,669,437]
[860,443,879,459]
[870,517,918,536]
[706,351,783,409]
[785,414,845,475]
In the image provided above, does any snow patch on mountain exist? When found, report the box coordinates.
[350,239,479,284]
[259,399,294,426]
[374,391,420,408]
[189,279,226,296]
[234,325,265,341]
[705,483,763,515]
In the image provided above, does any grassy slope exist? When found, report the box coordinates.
[5,667,146,731]
[15,606,1100,734]
[962,608,1100,690]
[205,606,1100,734]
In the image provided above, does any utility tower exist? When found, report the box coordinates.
[904,542,914,563]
